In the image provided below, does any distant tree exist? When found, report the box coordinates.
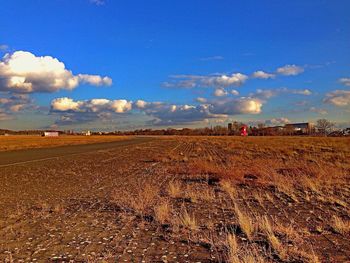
[316,119,334,136]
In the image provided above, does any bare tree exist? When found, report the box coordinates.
[316,119,334,136]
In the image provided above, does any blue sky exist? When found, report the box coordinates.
[0,0,349,130]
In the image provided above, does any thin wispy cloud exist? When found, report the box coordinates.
[339,77,350,87]
[324,90,350,107]
[0,44,8,51]
[90,0,105,6]
[199,56,224,61]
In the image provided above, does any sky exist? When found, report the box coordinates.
[0,0,349,131]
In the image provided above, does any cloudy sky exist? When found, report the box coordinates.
[0,0,349,131]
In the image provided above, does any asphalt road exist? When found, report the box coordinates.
[0,137,154,167]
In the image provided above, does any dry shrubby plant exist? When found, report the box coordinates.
[112,183,160,216]
[178,208,198,231]
[154,199,172,224]
[167,180,182,198]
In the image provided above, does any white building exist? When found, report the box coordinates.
[44,131,59,137]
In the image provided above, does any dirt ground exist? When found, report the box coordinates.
[0,135,130,152]
[0,136,349,262]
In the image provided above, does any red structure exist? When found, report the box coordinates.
[240,125,248,136]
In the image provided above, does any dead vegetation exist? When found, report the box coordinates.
[0,135,130,151]
[1,136,349,262]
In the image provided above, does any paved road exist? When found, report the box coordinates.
[0,137,154,167]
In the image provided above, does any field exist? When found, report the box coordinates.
[0,135,130,152]
[0,136,349,262]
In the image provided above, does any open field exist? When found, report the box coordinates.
[0,135,130,152]
[0,136,349,262]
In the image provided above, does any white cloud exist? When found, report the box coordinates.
[309,107,328,115]
[324,90,350,107]
[51,95,265,126]
[0,51,112,93]
[276,65,304,76]
[51,97,83,111]
[111,100,132,113]
[0,94,34,113]
[90,0,105,5]
[200,56,224,61]
[252,70,275,79]
[210,97,263,115]
[135,100,148,108]
[339,78,350,87]
[196,97,207,103]
[0,45,8,51]
[251,87,312,99]
[51,97,132,113]
[214,88,228,97]
[230,89,239,96]
[265,118,290,126]
[163,73,248,89]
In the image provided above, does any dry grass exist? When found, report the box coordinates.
[225,234,266,263]
[167,180,182,198]
[112,183,160,216]
[154,200,172,224]
[258,216,288,260]
[331,215,350,234]
[185,185,215,203]
[0,135,130,151]
[234,203,255,241]
[220,180,237,200]
[226,233,240,263]
[178,208,198,231]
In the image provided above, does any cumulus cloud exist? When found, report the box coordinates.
[252,70,275,79]
[51,97,132,113]
[196,97,207,103]
[0,94,34,113]
[210,97,263,115]
[251,87,312,99]
[0,51,112,93]
[230,89,239,96]
[276,65,304,76]
[141,103,217,126]
[339,78,350,87]
[214,88,228,97]
[163,73,248,89]
[323,90,350,107]
[50,94,266,127]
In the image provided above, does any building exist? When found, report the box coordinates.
[284,123,314,134]
[44,131,59,137]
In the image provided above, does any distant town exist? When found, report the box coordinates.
[1,119,349,137]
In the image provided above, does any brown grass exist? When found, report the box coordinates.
[167,180,182,198]
[0,135,130,151]
[178,208,198,231]
[234,203,255,241]
[154,199,172,224]
[331,215,350,234]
